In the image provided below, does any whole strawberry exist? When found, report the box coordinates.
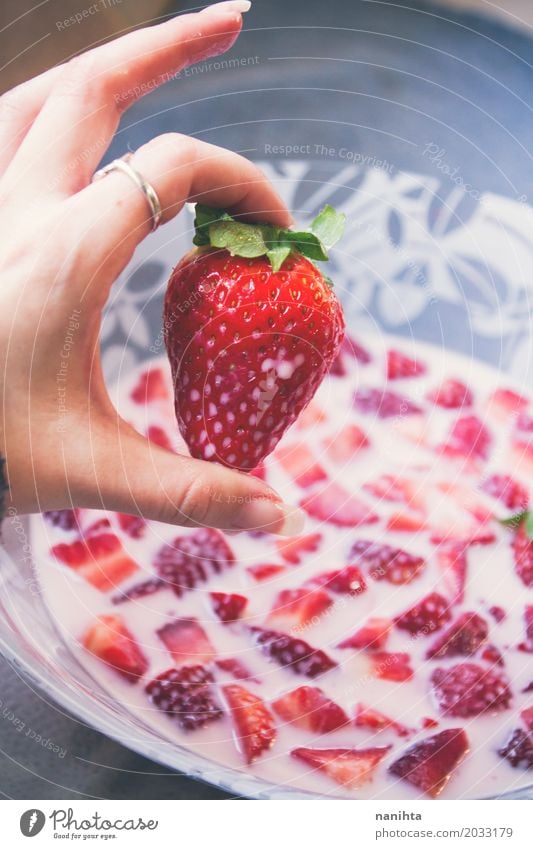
[164,204,345,470]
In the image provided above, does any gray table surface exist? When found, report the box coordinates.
[2,0,533,799]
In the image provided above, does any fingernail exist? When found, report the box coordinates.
[232,497,305,536]
[205,1,252,14]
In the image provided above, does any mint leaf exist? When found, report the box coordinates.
[499,509,533,538]
[285,231,328,261]
[311,204,346,249]
[209,220,268,257]
[193,205,232,246]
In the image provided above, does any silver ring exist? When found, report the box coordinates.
[92,152,162,232]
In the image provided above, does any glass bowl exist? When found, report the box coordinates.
[1,161,532,799]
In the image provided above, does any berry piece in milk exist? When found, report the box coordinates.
[34,335,533,799]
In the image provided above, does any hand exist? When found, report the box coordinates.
[0,1,304,537]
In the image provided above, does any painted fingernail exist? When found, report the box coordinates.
[205,1,252,14]
[232,497,305,536]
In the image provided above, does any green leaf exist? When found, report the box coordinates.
[499,509,533,538]
[209,220,268,257]
[284,231,328,261]
[266,244,292,272]
[193,204,232,246]
[310,204,346,249]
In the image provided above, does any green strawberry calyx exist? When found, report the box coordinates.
[192,203,346,274]
[499,509,533,538]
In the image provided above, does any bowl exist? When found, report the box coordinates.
[1,161,533,799]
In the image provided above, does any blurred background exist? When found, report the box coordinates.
[1,0,533,801]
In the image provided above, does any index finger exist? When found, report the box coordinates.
[5,1,251,196]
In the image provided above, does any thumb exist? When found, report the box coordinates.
[80,425,305,537]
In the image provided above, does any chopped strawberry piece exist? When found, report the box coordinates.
[82,614,148,682]
[322,425,369,463]
[481,644,504,666]
[291,745,391,789]
[309,564,367,596]
[369,652,414,682]
[154,528,234,596]
[294,401,327,430]
[349,539,425,585]
[489,605,506,623]
[84,517,112,535]
[272,686,349,733]
[267,587,332,631]
[386,512,426,532]
[363,474,423,509]
[343,335,372,364]
[338,618,391,651]
[354,704,412,737]
[223,684,276,764]
[489,388,528,420]
[440,415,491,461]
[146,665,222,731]
[497,728,533,769]
[44,509,79,531]
[146,424,174,451]
[300,484,378,527]
[388,728,469,798]
[354,387,421,418]
[131,367,168,404]
[395,592,451,637]
[112,577,164,604]
[275,443,328,488]
[250,463,266,480]
[481,473,528,511]
[117,513,146,539]
[518,605,533,653]
[247,562,287,582]
[250,627,337,678]
[157,618,215,665]
[52,532,138,591]
[436,545,468,605]
[387,349,426,380]
[210,592,248,624]
[426,612,489,659]
[513,412,533,452]
[427,379,473,409]
[521,707,533,731]
[431,662,512,717]
[421,717,439,729]
[215,658,259,683]
[430,521,496,547]
[276,532,322,564]
[512,523,533,587]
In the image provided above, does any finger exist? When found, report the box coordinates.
[65,134,292,301]
[0,66,63,176]
[6,2,249,196]
[72,422,305,536]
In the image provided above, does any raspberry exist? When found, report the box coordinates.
[431,662,512,717]
[249,627,336,678]
[145,665,222,731]
[44,509,79,530]
[349,539,425,585]
[481,474,528,511]
[426,612,489,659]
[155,528,234,596]
[395,593,452,636]
[497,729,533,769]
